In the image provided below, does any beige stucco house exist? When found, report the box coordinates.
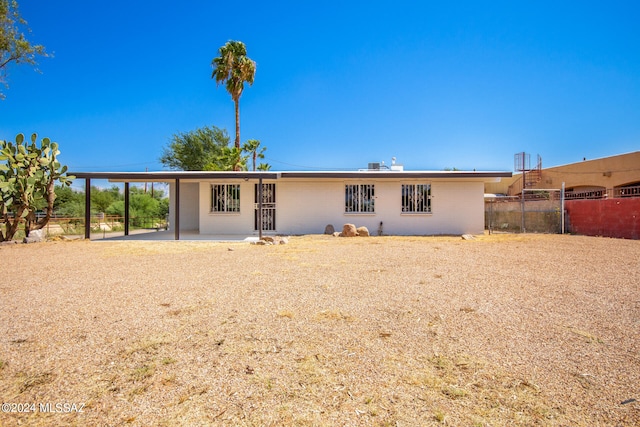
[74,169,511,239]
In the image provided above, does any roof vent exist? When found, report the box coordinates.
[390,157,403,171]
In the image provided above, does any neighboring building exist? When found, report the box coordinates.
[484,151,640,239]
[485,151,640,197]
[74,168,511,239]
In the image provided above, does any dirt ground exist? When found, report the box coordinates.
[0,234,638,426]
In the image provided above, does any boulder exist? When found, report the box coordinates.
[332,232,341,237]
[23,229,46,244]
[340,223,358,237]
[356,226,370,237]
[324,224,335,235]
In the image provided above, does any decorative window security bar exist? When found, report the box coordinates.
[345,184,375,213]
[211,184,241,212]
[401,184,432,213]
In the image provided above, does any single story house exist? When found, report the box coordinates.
[72,169,512,239]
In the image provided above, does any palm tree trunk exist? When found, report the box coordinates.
[234,99,241,149]
[234,99,241,171]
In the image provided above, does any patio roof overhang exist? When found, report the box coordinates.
[71,171,279,182]
[71,170,512,182]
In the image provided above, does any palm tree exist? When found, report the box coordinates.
[242,139,266,171]
[211,41,256,158]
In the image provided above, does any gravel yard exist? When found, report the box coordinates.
[0,234,639,426]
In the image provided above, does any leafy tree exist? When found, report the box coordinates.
[130,193,160,221]
[53,184,79,208]
[105,189,166,227]
[104,200,123,217]
[156,196,169,219]
[256,163,272,171]
[242,139,267,171]
[160,126,230,171]
[133,186,169,218]
[211,40,256,168]
[53,185,84,218]
[160,126,272,172]
[91,185,120,214]
[51,184,170,231]
[0,133,74,241]
[0,0,50,99]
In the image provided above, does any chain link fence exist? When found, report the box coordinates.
[485,191,563,234]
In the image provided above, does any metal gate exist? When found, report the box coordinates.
[255,183,276,231]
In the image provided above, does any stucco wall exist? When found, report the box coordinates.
[198,180,261,235]
[541,152,640,190]
[194,178,485,236]
[566,198,640,239]
[168,182,199,231]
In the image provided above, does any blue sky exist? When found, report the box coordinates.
[1,1,639,173]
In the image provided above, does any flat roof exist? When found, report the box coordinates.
[71,170,512,182]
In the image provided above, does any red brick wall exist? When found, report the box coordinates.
[565,198,640,239]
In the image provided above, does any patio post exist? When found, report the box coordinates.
[84,178,91,239]
[174,179,180,240]
[124,182,130,236]
[258,176,263,240]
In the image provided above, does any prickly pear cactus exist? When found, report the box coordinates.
[0,133,75,241]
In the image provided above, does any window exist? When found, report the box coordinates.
[211,184,240,213]
[402,184,431,213]
[345,184,375,213]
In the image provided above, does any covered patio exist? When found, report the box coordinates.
[71,171,278,241]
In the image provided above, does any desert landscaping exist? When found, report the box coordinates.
[0,233,638,426]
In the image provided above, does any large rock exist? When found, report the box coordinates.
[340,223,358,237]
[23,229,46,244]
[356,226,370,237]
[324,224,335,235]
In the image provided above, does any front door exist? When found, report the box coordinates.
[254,183,276,231]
